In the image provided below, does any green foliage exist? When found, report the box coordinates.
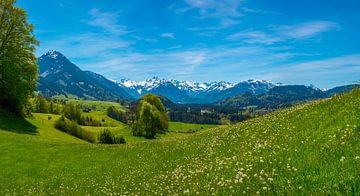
[35,96,49,113]
[32,98,103,127]
[0,0,39,116]
[107,106,128,124]
[31,96,62,114]
[80,115,102,127]
[62,103,82,123]
[134,94,169,139]
[98,129,126,144]
[62,103,101,126]
[54,116,95,143]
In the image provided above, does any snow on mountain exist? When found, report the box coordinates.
[43,50,63,59]
[116,77,275,103]
[39,50,352,104]
[117,77,239,95]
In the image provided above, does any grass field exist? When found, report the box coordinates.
[19,112,218,144]
[168,121,218,133]
[0,90,359,194]
[54,98,126,113]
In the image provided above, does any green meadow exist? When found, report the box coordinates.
[0,90,359,194]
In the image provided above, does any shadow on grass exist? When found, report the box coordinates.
[0,114,38,135]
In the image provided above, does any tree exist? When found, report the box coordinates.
[133,94,168,139]
[36,96,49,113]
[0,0,38,115]
[63,103,82,123]
[137,94,169,131]
[107,106,128,124]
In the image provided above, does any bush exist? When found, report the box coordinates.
[54,116,95,143]
[98,129,126,144]
[113,136,126,144]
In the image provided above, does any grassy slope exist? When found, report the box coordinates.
[0,90,359,194]
[168,121,218,133]
[0,113,85,144]
[68,99,126,112]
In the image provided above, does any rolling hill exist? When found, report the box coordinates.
[0,89,359,194]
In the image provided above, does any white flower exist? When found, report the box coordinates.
[340,156,345,162]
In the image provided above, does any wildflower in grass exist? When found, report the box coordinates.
[340,156,345,162]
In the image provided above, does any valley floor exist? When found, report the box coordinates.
[0,90,359,194]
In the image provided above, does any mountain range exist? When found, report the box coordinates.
[117,77,275,103]
[216,84,357,108]
[37,50,357,104]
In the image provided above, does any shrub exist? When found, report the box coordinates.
[54,116,95,143]
[113,136,126,144]
[98,129,126,144]
[107,106,128,124]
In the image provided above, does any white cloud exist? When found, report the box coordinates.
[185,0,242,18]
[161,33,175,39]
[37,33,131,59]
[131,35,158,43]
[255,54,360,87]
[84,49,208,79]
[241,7,278,15]
[82,45,298,82]
[88,8,127,35]
[227,21,339,45]
[167,45,182,50]
[227,30,280,45]
[275,21,339,39]
[181,0,243,26]
[291,54,360,71]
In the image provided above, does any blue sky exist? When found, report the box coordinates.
[18,0,360,88]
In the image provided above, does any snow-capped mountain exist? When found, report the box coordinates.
[37,50,132,100]
[117,77,276,103]
[120,77,236,94]
[37,50,277,103]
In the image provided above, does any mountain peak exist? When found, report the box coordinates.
[43,50,65,59]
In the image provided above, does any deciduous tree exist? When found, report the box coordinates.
[0,0,38,115]
[133,94,168,139]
